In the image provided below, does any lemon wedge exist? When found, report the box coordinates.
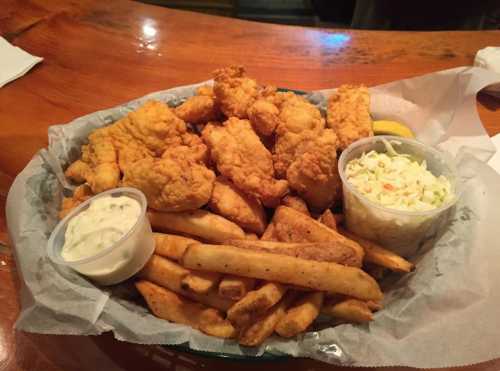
[373,120,415,138]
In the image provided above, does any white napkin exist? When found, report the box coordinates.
[473,47,500,97]
[0,37,43,88]
[474,47,500,75]
[487,133,500,174]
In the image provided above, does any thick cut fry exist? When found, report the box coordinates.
[148,209,245,243]
[271,206,364,261]
[338,228,414,273]
[181,271,222,294]
[275,291,323,338]
[238,292,296,346]
[154,233,198,261]
[136,280,235,338]
[208,177,267,235]
[140,255,234,311]
[227,282,287,327]
[199,309,237,339]
[181,244,383,301]
[218,275,256,300]
[322,297,374,323]
[318,209,337,231]
[226,239,361,267]
[281,195,310,216]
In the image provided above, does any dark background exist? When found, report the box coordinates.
[137,0,500,30]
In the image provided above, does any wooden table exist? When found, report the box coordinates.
[1,1,499,370]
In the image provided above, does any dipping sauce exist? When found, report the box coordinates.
[61,195,141,261]
[345,148,453,212]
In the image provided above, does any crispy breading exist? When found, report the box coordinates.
[65,100,188,193]
[208,177,267,235]
[327,84,373,150]
[122,145,215,212]
[175,95,219,125]
[285,129,341,211]
[213,65,259,118]
[202,118,288,207]
[247,99,281,136]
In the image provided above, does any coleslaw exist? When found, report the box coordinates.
[344,142,454,212]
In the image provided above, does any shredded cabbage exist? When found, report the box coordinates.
[345,147,453,212]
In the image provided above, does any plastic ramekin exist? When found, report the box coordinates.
[338,136,460,257]
[47,187,154,285]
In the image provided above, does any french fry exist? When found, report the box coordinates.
[148,209,245,243]
[181,244,383,301]
[136,280,236,338]
[218,275,256,300]
[321,297,374,323]
[275,291,324,338]
[271,206,365,261]
[140,254,234,311]
[181,271,222,294]
[238,292,296,346]
[281,195,310,216]
[199,309,238,339]
[227,282,287,327]
[338,228,415,273]
[226,239,362,267]
[318,209,337,231]
[154,233,198,261]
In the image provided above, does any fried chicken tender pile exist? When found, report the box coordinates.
[63,66,374,220]
[65,100,215,212]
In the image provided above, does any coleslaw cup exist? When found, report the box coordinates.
[338,136,460,257]
[47,187,154,285]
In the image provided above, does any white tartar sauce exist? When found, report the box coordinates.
[61,195,141,262]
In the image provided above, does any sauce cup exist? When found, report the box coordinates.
[47,187,154,285]
[338,136,460,257]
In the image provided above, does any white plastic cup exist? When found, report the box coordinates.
[338,136,460,257]
[47,187,154,285]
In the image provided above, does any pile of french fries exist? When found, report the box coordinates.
[136,199,414,346]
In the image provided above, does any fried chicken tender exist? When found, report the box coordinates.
[208,177,267,235]
[326,85,373,150]
[65,100,187,193]
[175,95,219,125]
[202,118,288,207]
[213,66,259,118]
[122,144,215,212]
[285,129,341,211]
[247,99,280,137]
[275,92,324,135]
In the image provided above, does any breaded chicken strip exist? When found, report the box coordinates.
[208,177,267,235]
[274,92,324,135]
[202,118,288,207]
[65,100,187,193]
[326,85,373,150]
[213,66,259,118]
[122,144,215,212]
[175,95,219,125]
[247,92,324,139]
[285,129,341,211]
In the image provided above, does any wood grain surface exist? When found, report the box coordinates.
[0,1,499,370]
